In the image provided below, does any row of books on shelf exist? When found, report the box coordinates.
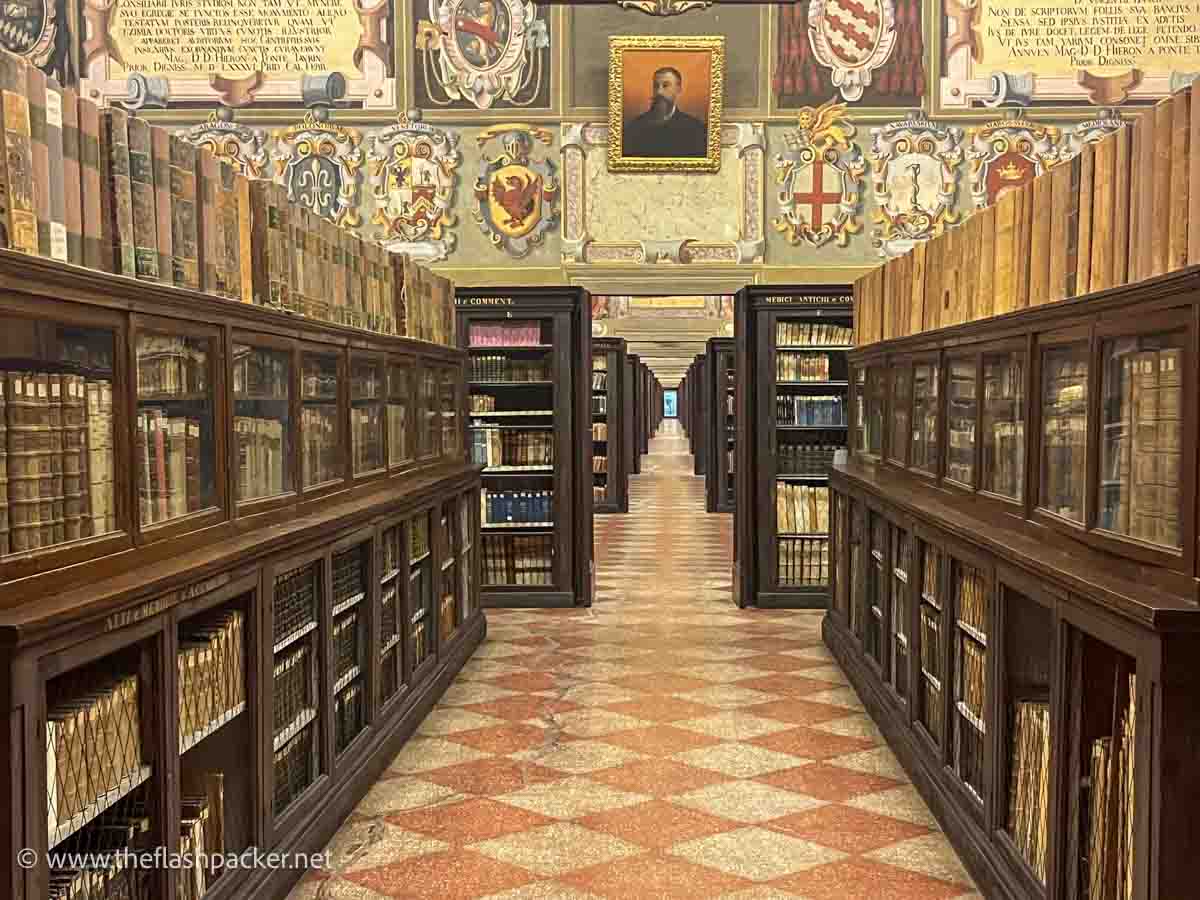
[592,422,608,441]
[0,47,458,344]
[959,637,986,720]
[469,356,549,383]
[1007,700,1050,882]
[1100,345,1182,548]
[333,610,362,680]
[593,455,608,474]
[334,680,366,755]
[272,724,317,816]
[135,411,204,526]
[439,594,457,649]
[592,485,609,504]
[777,441,839,475]
[272,642,316,737]
[1088,673,1136,900]
[592,354,608,372]
[592,395,608,415]
[272,562,319,644]
[854,85,1199,347]
[776,322,853,346]
[412,615,433,669]
[137,336,208,395]
[233,346,288,398]
[49,797,154,899]
[469,322,543,347]
[777,536,830,587]
[470,426,554,468]
[482,534,553,585]
[179,609,246,747]
[2,371,115,554]
[300,406,340,487]
[481,489,553,526]
[776,483,830,534]
[776,352,835,383]
[955,566,988,634]
[46,673,142,837]
[234,417,286,502]
[470,394,497,413]
[776,395,845,427]
[591,372,608,392]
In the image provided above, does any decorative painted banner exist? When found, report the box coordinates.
[939,0,1200,111]
[78,0,396,110]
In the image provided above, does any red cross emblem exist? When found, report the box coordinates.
[793,157,844,229]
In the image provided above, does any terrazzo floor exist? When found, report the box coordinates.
[289,420,980,900]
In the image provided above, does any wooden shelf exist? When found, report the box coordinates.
[273,707,317,752]
[180,702,247,753]
[49,765,153,848]
[332,591,366,618]
[273,619,318,655]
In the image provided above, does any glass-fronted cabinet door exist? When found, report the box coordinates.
[1,306,122,562]
[134,319,221,533]
[300,350,344,492]
[438,498,459,643]
[232,340,292,506]
[388,358,413,470]
[351,356,385,478]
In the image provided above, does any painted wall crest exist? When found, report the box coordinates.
[415,0,549,109]
[181,109,269,179]
[473,125,558,258]
[271,110,363,227]
[773,98,865,248]
[870,111,963,257]
[965,117,1061,208]
[369,110,460,262]
[807,0,898,102]
[0,0,59,70]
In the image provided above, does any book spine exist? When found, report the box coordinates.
[59,87,83,266]
[25,65,50,257]
[44,79,67,261]
[127,116,158,280]
[923,236,942,332]
[169,135,200,290]
[273,183,292,310]
[236,170,253,302]
[908,241,926,335]
[198,148,220,294]
[1191,85,1200,266]
[1090,132,1117,293]
[218,161,241,299]
[1111,124,1132,289]
[101,109,136,276]
[1048,156,1075,302]
[77,96,105,271]
[151,126,173,285]
[2,91,38,255]
[1168,87,1190,273]
[1151,98,1173,277]
[1073,142,1094,298]
[249,180,271,306]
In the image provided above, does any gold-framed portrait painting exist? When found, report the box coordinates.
[607,35,725,174]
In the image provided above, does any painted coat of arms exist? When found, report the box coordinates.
[773,99,865,248]
[272,112,364,227]
[473,125,558,257]
[807,0,897,102]
[369,111,460,261]
[870,111,963,257]
[181,110,269,179]
[0,0,60,71]
[416,0,549,109]
[965,118,1060,208]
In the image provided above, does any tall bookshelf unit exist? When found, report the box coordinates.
[591,337,628,514]
[734,285,853,608]
[706,337,735,513]
[689,354,706,476]
[458,287,593,608]
[830,266,1200,900]
[0,251,482,900]
[628,353,643,475]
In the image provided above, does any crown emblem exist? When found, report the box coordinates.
[997,160,1025,181]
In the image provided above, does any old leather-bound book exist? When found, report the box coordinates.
[127,116,158,281]
[101,108,136,277]
[151,125,173,286]
[60,87,83,266]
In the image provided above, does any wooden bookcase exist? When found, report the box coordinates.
[0,250,483,900]
[706,337,735,513]
[592,337,628,514]
[457,287,593,608]
[687,354,706,476]
[628,353,642,475]
[830,265,1200,900]
[733,285,853,608]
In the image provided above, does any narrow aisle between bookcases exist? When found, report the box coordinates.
[289,419,981,900]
